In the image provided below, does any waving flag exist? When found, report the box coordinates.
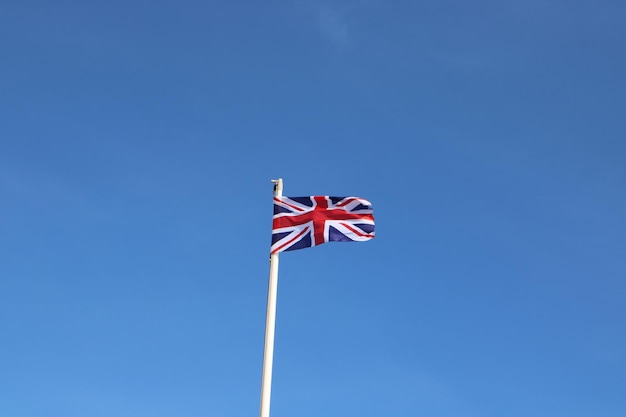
[271,196,375,253]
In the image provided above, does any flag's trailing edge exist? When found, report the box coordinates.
[271,196,375,253]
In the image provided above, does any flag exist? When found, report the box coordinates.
[271,196,375,253]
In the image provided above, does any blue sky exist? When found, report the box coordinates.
[1,1,625,416]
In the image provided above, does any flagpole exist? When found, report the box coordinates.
[259,178,283,417]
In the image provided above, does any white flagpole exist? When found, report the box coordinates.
[259,178,283,417]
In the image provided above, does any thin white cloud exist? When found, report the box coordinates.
[316,4,350,47]
[432,50,488,70]
[1,168,80,204]
[0,166,100,219]
[301,0,375,48]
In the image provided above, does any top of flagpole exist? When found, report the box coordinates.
[271,178,283,197]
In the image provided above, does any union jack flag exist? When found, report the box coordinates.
[271,196,375,253]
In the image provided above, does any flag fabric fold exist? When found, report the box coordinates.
[271,196,375,253]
